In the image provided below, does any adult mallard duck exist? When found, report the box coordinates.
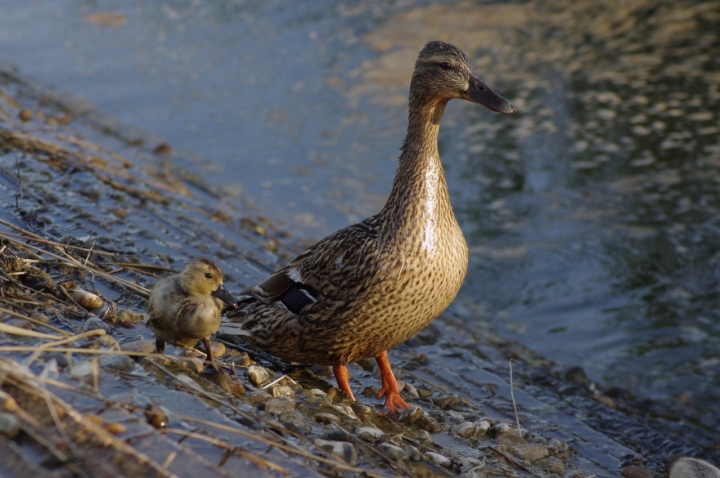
[226,41,516,413]
[147,258,237,362]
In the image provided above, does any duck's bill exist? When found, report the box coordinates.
[212,284,239,308]
[461,76,517,114]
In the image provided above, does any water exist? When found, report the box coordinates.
[1,0,719,441]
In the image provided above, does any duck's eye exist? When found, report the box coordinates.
[205,272,213,279]
[440,62,452,70]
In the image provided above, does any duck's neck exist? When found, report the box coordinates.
[380,96,454,237]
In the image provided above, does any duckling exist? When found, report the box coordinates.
[147,258,237,362]
[225,41,516,413]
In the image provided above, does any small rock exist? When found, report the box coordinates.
[314,413,340,424]
[247,365,270,386]
[417,387,433,398]
[99,354,135,372]
[474,419,492,435]
[73,290,104,309]
[184,357,205,373]
[669,457,720,478]
[332,404,358,420]
[144,403,169,428]
[593,393,617,408]
[198,340,226,359]
[82,317,111,333]
[400,406,424,425]
[260,398,295,414]
[435,395,464,410]
[356,426,384,443]
[446,410,466,421]
[202,367,245,396]
[489,422,513,437]
[417,415,441,433]
[103,422,127,435]
[452,421,475,438]
[120,340,155,355]
[227,352,251,367]
[403,383,420,399]
[272,385,295,398]
[497,433,527,445]
[621,465,653,478]
[540,456,567,475]
[95,335,120,350]
[395,380,406,393]
[415,429,433,444]
[70,361,97,383]
[309,389,328,398]
[428,409,447,422]
[45,352,72,369]
[379,442,407,460]
[313,439,357,465]
[513,444,549,462]
[0,412,20,438]
[175,374,203,391]
[0,391,18,413]
[425,451,452,468]
[324,429,353,442]
[19,108,32,121]
[245,390,272,404]
[547,438,570,459]
[282,417,311,434]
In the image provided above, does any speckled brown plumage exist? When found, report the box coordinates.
[225,41,516,412]
[147,257,237,362]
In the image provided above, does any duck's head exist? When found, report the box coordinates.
[411,41,516,114]
[181,258,237,306]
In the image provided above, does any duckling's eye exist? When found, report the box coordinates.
[205,272,213,279]
[439,62,452,71]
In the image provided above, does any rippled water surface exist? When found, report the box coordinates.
[1,0,719,440]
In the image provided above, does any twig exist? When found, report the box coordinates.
[24,329,106,366]
[0,321,63,340]
[15,155,22,208]
[509,359,523,435]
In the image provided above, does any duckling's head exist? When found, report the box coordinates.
[411,41,516,114]
[180,258,237,306]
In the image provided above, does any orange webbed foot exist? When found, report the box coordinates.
[375,350,410,415]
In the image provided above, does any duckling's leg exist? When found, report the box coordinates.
[155,339,165,355]
[332,365,356,401]
[202,337,214,362]
[375,351,409,414]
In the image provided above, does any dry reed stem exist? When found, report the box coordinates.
[0,322,63,340]
[24,329,106,366]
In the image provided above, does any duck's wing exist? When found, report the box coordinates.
[238,216,388,315]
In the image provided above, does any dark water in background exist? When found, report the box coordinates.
[1,0,719,438]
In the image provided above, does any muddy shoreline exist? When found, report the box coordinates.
[0,63,717,477]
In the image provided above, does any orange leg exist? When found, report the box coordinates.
[333,364,356,401]
[375,350,409,414]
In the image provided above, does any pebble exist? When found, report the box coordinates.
[446,410,466,421]
[547,438,570,459]
[513,444,549,462]
[73,290,104,309]
[379,442,407,460]
[260,397,295,415]
[202,367,245,396]
[103,422,127,435]
[0,391,18,412]
[313,439,358,465]
[541,456,566,475]
[198,340,226,359]
[435,395,464,410]
[245,390,272,404]
[144,403,169,428]
[425,451,452,468]
[356,426,384,443]
[415,429,433,444]
[452,421,475,438]
[45,352,71,369]
[184,358,205,373]
[272,385,295,398]
[314,413,340,425]
[395,380,406,393]
[95,335,120,350]
[309,388,327,398]
[417,415,441,433]
[70,361,97,383]
[247,365,270,386]
[227,352,251,367]
[403,383,420,399]
[0,412,20,438]
[428,409,447,422]
[324,429,354,442]
[474,419,492,435]
[120,340,155,355]
[281,417,312,435]
[400,405,424,425]
[669,457,720,478]
[19,108,32,121]
[621,465,653,478]
[99,354,135,372]
[489,422,514,437]
[82,317,112,333]
[175,374,203,391]
[332,404,358,420]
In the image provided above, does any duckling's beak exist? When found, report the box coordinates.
[211,284,238,308]
[461,76,517,114]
